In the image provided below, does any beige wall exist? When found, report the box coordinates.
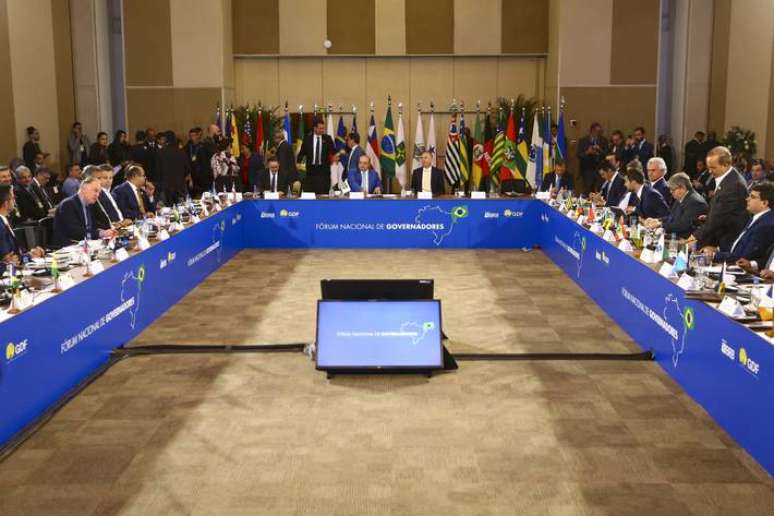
[558,0,613,87]
[6,0,61,165]
[723,0,774,155]
[234,56,541,156]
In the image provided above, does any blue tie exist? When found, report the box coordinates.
[83,203,92,238]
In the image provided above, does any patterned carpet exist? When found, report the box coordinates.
[0,250,772,515]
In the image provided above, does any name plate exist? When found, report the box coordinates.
[88,260,105,275]
[264,192,280,200]
[417,192,433,200]
[470,191,486,199]
[191,215,201,224]
[137,237,151,250]
[535,191,551,200]
[300,192,316,199]
[676,273,697,291]
[349,192,365,200]
[58,273,75,291]
[114,248,130,262]
[158,229,170,241]
[717,296,746,318]
[658,262,676,278]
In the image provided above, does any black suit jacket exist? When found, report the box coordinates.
[297,134,335,173]
[31,179,54,210]
[276,140,298,183]
[156,145,191,195]
[93,190,123,230]
[257,169,290,194]
[694,168,750,249]
[630,184,669,219]
[683,139,704,178]
[660,190,708,238]
[14,185,47,221]
[411,167,445,196]
[651,177,673,206]
[112,181,156,220]
[713,210,774,264]
[540,172,574,193]
[602,173,627,207]
[53,194,99,247]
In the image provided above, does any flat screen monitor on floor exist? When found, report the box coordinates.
[320,279,434,301]
[316,300,443,371]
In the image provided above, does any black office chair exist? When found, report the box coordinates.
[13,224,47,250]
[39,216,54,248]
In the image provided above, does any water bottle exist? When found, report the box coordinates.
[668,233,678,260]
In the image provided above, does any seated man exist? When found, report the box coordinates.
[0,166,23,226]
[0,185,45,266]
[647,157,673,206]
[13,166,47,222]
[348,155,382,194]
[702,181,774,264]
[623,165,669,219]
[61,163,83,197]
[411,150,444,196]
[53,177,116,247]
[31,167,55,212]
[112,165,157,220]
[257,157,289,195]
[540,159,574,194]
[591,160,626,207]
[643,172,708,238]
[93,165,130,230]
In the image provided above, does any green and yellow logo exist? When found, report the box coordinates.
[452,206,469,220]
[739,347,748,366]
[683,307,695,330]
[137,264,146,284]
[279,209,289,217]
[423,322,435,331]
[581,236,587,253]
[6,343,14,361]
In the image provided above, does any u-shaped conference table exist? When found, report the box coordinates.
[1,197,772,476]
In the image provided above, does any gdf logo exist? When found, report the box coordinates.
[6,339,28,362]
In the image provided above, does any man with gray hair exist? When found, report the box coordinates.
[647,157,672,206]
[53,176,117,246]
[643,172,708,238]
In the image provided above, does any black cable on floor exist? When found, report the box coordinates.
[113,343,307,357]
[453,350,655,361]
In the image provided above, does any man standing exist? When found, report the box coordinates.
[297,117,335,194]
[112,165,157,220]
[22,126,47,170]
[53,177,116,246]
[629,127,654,165]
[273,130,298,188]
[643,173,708,238]
[155,131,191,204]
[683,131,706,179]
[690,146,749,251]
[647,157,673,206]
[186,128,211,197]
[348,155,382,194]
[343,132,363,179]
[67,122,91,167]
[576,123,607,194]
[747,159,768,192]
[411,150,445,196]
[240,143,264,192]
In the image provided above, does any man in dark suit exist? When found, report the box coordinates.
[112,165,157,220]
[273,130,298,187]
[703,181,774,264]
[297,117,335,194]
[185,127,212,197]
[623,165,669,219]
[256,157,289,195]
[592,160,626,207]
[22,126,47,170]
[647,157,673,206]
[608,130,625,163]
[31,167,55,212]
[691,146,750,251]
[683,131,706,179]
[53,177,116,247]
[540,159,574,194]
[348,155,382,194]
[155,131,191,204]
[92,165,128,230]
[0,185,45,266]
[627,126,654,166]
[643,173,708,238]
[576,123,607,194]
[411,150,445,196]
[13,166,47,222]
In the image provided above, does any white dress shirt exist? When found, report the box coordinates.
[421,167,432,193]
[102,188,123,220]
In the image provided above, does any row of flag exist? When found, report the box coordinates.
[215,101,567,191]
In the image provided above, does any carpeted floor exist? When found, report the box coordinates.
[0,250,772,515]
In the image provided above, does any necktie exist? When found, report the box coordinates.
[271,172,277,192]
[362,171,368,193]
[135,188,146,213]
[731,218,755,252]
[83,202,92,237]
